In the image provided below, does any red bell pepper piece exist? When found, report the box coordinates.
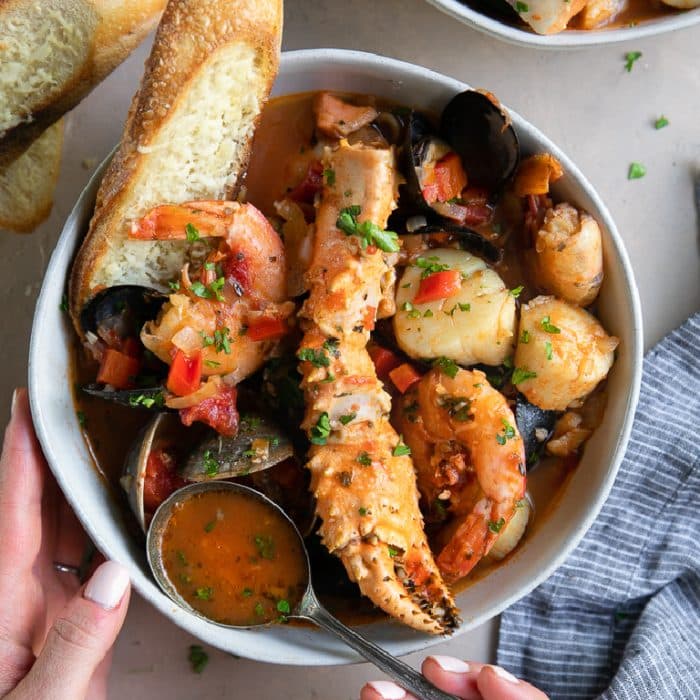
[143,448,187,515]
[167,350,202,396]
[97,348,141,389]
[413,269,462,305]
[247,317,289,342]
[389,363,422,394]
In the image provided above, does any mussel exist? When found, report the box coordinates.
[80,284,165,339]
[514,393,556,469]
[121,410,298,532]
[413,223,502,263]
[440,90,519,193]
[82,385,168,409]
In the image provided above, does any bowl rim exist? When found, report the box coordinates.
[28,47,643,665]
[424,0,700,49]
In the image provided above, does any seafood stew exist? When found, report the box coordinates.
[71,89,618,633]
[461,0,695,34]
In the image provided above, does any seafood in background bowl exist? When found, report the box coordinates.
[29,49,642,665]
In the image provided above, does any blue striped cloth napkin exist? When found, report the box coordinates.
[497,312,700,699]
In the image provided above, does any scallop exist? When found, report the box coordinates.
[513,296,618,411]
[394,248,516,367]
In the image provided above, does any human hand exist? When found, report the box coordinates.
[0,389,131,700]
[361,656,549,699]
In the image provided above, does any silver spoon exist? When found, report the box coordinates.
[147,481,459,700]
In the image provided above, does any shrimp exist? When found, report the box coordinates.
[396,367,526,583]
[299,139,459,634]
[532,203,603,306]
[129,201,294,383]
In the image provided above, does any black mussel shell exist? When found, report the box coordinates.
[81,385,169,410]
[467,0,521,23]
[80,285,166,337]
[414,223,502,264]
[440,90,519,192]
[515,393,557,469]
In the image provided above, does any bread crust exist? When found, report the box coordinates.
[0,0,166,167]
[69,0,283,331]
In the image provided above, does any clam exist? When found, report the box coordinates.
[180,413,293,482]
[439,90,519,193]
[120,410,295,531]
[514,393,556,469]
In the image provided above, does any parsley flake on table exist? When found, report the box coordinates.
[628,162,646,180]
[188,645,209,674]
[654,116,669,130]
[624,51,642,72]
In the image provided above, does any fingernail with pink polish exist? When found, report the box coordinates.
[430,655,471,673]
[84,561,130,610]
[367,680,406,699]
[489,665,520,683]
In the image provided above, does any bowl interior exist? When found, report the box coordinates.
[28,49,642,665]
[424,0,700,48]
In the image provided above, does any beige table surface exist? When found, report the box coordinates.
[2,0,699,697]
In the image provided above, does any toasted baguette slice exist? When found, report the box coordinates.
[0,0,167,167]
[0,120,64,233]
[69,0,283,330]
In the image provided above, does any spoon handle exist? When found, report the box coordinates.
[299,601,460,700]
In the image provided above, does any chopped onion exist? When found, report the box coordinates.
[166,375,221,409]
[406,215,428,233]
[171,326,202,354]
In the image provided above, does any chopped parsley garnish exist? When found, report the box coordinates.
[185,223,200,242]
[356,451,372,466]
[433,356,459,378]
[253,534,275,560]
[423,309,433,318]
[336,205,400,252]
[520,329,531,344]
[515,498,528,509]
[512,367,538,385]
[624,51,642,72]
[297,347,330,367]
[388,545,400,558]
[242,587,253,597]
[59,295,69,313]
[204,520,216,533]
[415,256,450,279]
[168,280,180,292]
[458,302,471,312]
[195,587,213,600]
[204,359,221,368]
[310,412,331,445]
[188,645,209,674]
[128,392,164,409]
[177,550,188,565]
[358,507,368,516]
[515,1,529,11]
[654,116,669,130]
[545,340,553,360]
[200,328,232,354]
[203,450,220,477]
[254,602,265,617]
[441,396,472,422]
[393,436,411,457]
[496,418,516,445]
[540,316,561,334]
[76,410,86,427]
[339,413,356,425]
[628,162,646,180]
[510,285,524,298]
[488,518,506,534]
[277,599,291,614]
[324,169,336,186]
[323,338,340,357]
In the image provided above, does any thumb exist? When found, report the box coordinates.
[10,561,130,700]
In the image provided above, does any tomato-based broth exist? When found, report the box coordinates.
[161,489,307,626]
[72,89,611,628]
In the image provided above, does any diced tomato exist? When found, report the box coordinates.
[423,152,467,204]
[222,250,250,296]
[462,203,493,226]
[389,363,422,394]
[413,269,462,305]
[96,348,141,389]
[167,350,202,397]
[461,187,490,205]
[247,317,289,342]
[143,448,187,515]
[179,385,239,437]
[288,160,324,204]
[368,345,402,379]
